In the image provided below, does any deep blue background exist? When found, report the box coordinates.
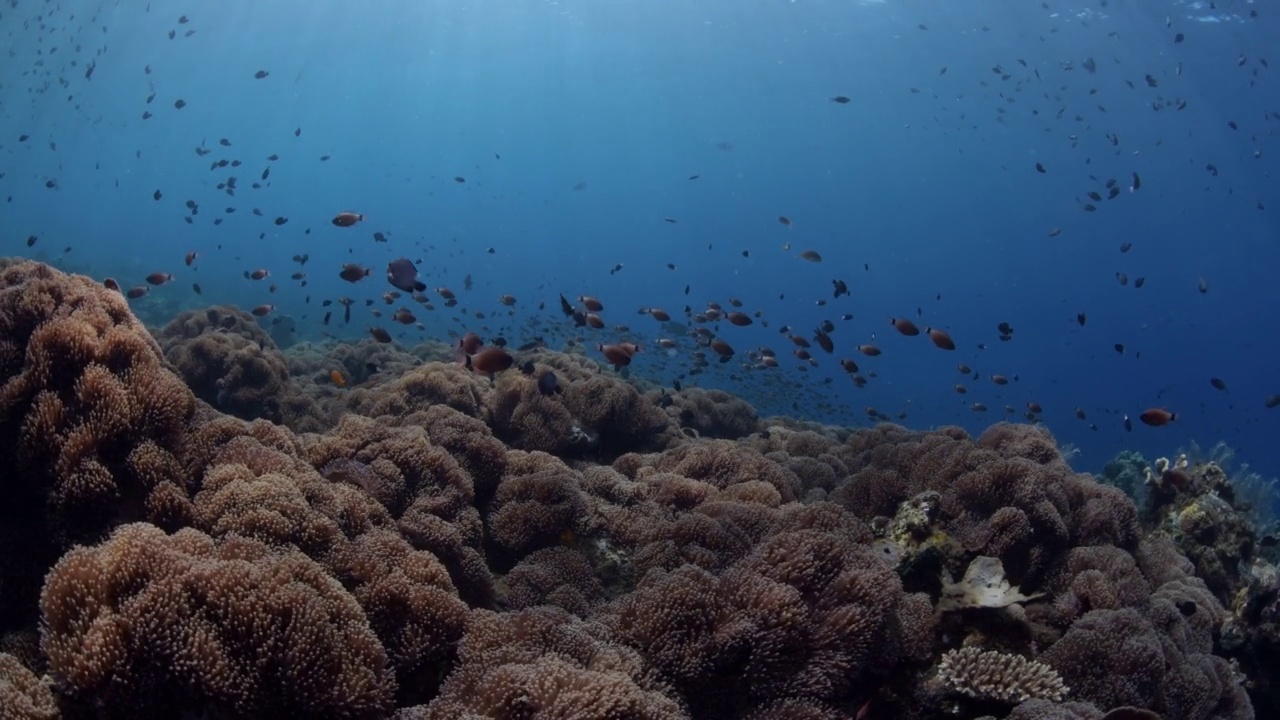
[1,1,1276,496]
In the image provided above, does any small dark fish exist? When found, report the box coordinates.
[813,329,834,353]
[1210,377,1227,391]
[798,250,822,263]
[778,215,792,227]
[1035,162,1047,173]
[1197,277,1209,294]
[26,235,36,247]
[517,337,546,352]
[537,371,561,396]
[340,264,371,282]
[153,189,163,201]
[1174,32,1184,44]
[174,98,186,109]
[1120,242,1132,253]
[454,176,466,183]
[829,96,852,104]
[1077,313,1087,326]
[833,279,849,298]
[1266,395,1280,409]
[126,286,149,299]
[386,258,426,293]
[369,327,392,343]
[254,70,269,79]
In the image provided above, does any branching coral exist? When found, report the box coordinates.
[936,646,1068,704]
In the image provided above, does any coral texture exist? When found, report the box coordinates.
[936,646,1069,704]
[40,523,395,718]
[0,261,1265,718]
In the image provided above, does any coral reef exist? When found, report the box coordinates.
[40,523,395,718]
[0,261,1271,719]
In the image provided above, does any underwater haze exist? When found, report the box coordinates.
[2,0,1278,488]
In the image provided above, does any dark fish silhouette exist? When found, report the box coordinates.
[386,258,426,293]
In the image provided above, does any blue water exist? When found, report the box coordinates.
[2,1,1276,489]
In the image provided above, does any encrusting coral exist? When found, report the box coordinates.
[0,261,1270,718]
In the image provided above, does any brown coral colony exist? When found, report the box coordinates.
[0,260,1268,718]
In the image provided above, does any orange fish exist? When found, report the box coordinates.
[248,268,270,280]
[103,278,120,292]
[332,211,364,227]
[125,286,148,299]
[251,304,274,316]
[890,317,920,336]
[184,251,198,266]
[146,272,174,286]
[458,332,484,355]
[926,327,956,350]
[467,347,514,376]
[643,307,671,322]
[598,343,637,367]
[579,295,604,312]
[393,308,416,324]
[857,344,881,357]
[1139,408,1176,427]
[369,327,392,343]
[330,370,346,387]
[726,312,753,326]
[585,313,605,329]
